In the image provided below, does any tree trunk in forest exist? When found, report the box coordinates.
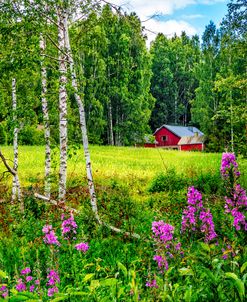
[64,15,101,223]
[57,6,68,202]
[61,14,140,238]
[11,78,22,206]
[108,100,114,145]
[40,33,51,198]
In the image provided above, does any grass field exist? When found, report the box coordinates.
[1,146,247,301]
[0,145,227,187]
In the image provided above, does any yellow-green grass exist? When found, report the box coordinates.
[0,145,234,190]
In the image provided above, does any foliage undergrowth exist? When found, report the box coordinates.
[0,150,246,301]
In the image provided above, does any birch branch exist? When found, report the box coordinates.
[0,151,17,176]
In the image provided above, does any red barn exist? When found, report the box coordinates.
[148,125,204,151]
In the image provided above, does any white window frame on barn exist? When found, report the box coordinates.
[161,136,167,142]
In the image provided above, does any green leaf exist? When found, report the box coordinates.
[0,270,8,279]
[50,296,68,302]
[200,242,210,252]
[184,285,192,302]
[240,262,247,274]
[90,280,100,289]
[179,268,194,276]
[83,273,94,283]
[225,272,245,301]
[70,292,88,296]
[117,262,127,278]
[225,272,238,281]
[100,278,118,287]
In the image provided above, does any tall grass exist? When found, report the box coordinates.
[0,145,224,187]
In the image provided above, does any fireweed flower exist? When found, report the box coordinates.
[16,268,39,293]
[182,187,217,242]
[152,221,174,243]
[181,187,203,232]
[42,225,60,246]
[220,153,240,179]
[146,279,158,288]
[75,242,89,252]
[225,184,247,231]
[16,280,26,292]
[0,285,8,299]
[61,214,78,240]
[152,221,181,272]
[153,255,168,270]
[199,209,217,242]
[21,267,31,275]
[46,269,60,297]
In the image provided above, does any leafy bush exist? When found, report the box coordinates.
[190,171,223,195]
[19,125,45,145]
[148,168,186,193]
[0,123,7,145]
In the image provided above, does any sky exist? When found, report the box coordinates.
[109,0,230,44]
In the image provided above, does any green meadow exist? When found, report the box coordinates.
[1,146,247,301]
[0,145,225,189]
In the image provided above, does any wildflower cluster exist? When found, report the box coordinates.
[42,225,60,246]
[146,279,158,288]
[0,285,8,299]
[15,267,40,293]
[152,221,181,272]
[221,244,237,260]
[61,213,78,240]
[225,184,247,231]
[221,153,247,231]
[220,152,240,180]
[47,270,60,297]
[182,187,217,242]
[75,242,89,252]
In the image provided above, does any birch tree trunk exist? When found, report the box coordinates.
[57,6,68,202]
[40,34,51,198]
[11,78,22,205]
[64,16,101,223]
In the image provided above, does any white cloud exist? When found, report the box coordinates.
[181,14,204,20]
[110,0,197,19]
[108,0,226,44]
[143,19,197,47]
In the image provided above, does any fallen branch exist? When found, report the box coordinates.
[34,193,79,213]
[34,193,140,239]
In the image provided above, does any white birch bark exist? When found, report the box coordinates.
[40,34,51,198]
[11,78,22,205]
[64,16,101,223]
[57,6,68,202]
[63,15,140,238]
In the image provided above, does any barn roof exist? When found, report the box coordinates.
[178,135,204,145]
[154,125,203,138]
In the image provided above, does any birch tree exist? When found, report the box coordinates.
[64,12,101,223]
[11,78,22,205]
[40,33,51,198]
[57,5,68,202]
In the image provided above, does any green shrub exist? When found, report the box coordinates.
[0,123,7,145]
[148,168,186,193]
[19,125,45,145]
[189,171,223,195]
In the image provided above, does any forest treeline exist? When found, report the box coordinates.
[0,0,246,154]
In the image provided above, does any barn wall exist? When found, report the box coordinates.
[155,128,180,147]
[180,144,203,151]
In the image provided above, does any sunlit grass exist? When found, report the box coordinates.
[0,145,228,190]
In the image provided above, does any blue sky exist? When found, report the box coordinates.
[111,0,230,43]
